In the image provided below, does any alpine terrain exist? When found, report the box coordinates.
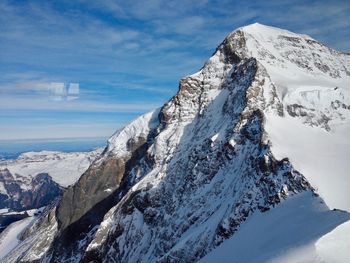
[0,150,101,241]
[1,23,349,262]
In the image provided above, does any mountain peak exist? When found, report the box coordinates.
[240,22,302,35]
[2,23,350,263]
[240,22,278,30]
[220,22,350,85]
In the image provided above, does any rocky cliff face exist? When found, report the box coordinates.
[0,168,62,211]
[2,23,350,262]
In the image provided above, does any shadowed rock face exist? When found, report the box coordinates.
[56,132,153,232]
[0,169,63,211]
[50,130,157,258]
[56,157,126,231]
[0,212,28,234]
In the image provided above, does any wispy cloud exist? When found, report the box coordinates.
[1,0,349,140]
[0,94,161,113]
[0,121,123,141]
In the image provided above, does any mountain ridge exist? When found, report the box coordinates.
[1,23,349,262]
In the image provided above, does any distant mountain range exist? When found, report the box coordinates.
[0,150,102,236]
[0,137,106,160]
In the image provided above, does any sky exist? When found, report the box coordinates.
[0,0,349,141]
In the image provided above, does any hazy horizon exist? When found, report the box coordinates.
[0,136,107,160]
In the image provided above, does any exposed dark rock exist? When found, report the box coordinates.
[0,212,29,233]
[0,169,63,212]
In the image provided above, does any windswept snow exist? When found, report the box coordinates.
[200,192,350,263]
[265,114,350,211]
[106,109,160,157]
[315,220,350,263]
[242,23,350,87]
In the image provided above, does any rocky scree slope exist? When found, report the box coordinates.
[3,23,350,262]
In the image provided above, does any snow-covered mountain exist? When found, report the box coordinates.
[1,23,349,262]
[0,150,102,211]
[1,150,102,187]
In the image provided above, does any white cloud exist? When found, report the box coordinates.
[0,121,122,141]
[0,94,161,113]
[1,0,349,141]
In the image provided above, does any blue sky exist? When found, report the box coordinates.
[0,0,349,140]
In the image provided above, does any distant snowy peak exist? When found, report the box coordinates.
[0,149,102,187]
[0,149,102,212]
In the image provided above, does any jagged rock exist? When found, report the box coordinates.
[0,169,63,211]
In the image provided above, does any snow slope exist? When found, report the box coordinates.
[0,216,35,260]
[241,23,350,211]
[266,114,350,211]
[106,109,160,157]
[200,192,350,263]
[315,220,350,263]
